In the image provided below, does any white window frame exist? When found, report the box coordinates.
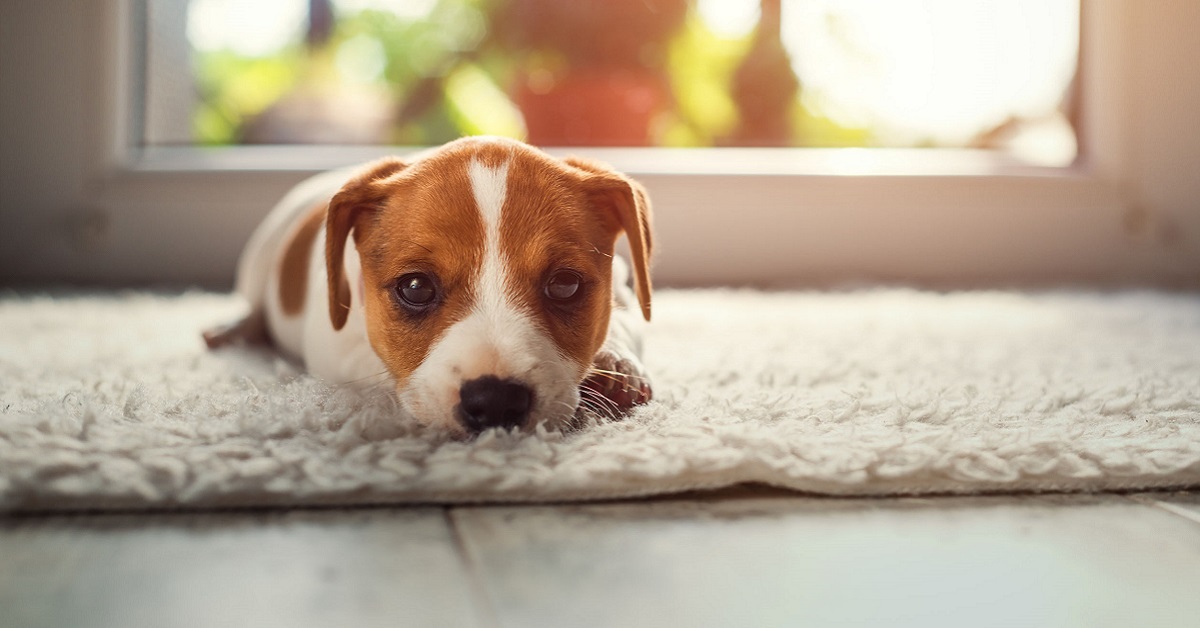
[2,0,1197,288]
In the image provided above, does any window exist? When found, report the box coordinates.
[4,1,1196,288]
[147,0,1078,165]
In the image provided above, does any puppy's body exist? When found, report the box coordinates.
[238,167,386,384]
[209,137,652,436]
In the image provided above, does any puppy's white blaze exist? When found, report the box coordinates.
[399,157,580,431]
[468,158,511,316]
[469,158,507,235]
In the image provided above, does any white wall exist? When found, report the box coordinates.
[1123,0,1200,264]
[1,1,104,283]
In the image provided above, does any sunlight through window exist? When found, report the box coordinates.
[149,0,1080,164]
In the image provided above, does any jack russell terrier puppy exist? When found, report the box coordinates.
[204,136,653,437]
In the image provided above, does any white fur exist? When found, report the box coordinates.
[250,169,388,387]
[300,230,388,386]
[399,158,580,433]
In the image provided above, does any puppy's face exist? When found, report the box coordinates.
[325,138,652,436]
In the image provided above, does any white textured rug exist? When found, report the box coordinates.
[1,289,1198,511]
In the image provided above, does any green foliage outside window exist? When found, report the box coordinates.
[188,0,869,147]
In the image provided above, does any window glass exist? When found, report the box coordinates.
[144,0,1079,164]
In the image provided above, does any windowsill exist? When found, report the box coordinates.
[131,145,1077,179]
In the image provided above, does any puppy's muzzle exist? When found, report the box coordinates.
[456,375,534,433]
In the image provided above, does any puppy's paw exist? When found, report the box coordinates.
[202,310,267,349]
[581,348,652,416]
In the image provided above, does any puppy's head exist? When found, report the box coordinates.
[325,137,652,436]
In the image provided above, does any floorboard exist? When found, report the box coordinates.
[0,508,483,628]
[1137,490,1200,526]
[4,492,1199,628]
[451,492,1200,628]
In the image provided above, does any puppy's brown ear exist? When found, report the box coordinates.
[325,157,407,330]
[564,157,655,322]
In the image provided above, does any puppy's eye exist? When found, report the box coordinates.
[545,270,581,301]
[394,273,437,308]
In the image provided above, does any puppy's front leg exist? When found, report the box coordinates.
[583,256,652,412]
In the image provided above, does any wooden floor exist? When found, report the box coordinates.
[2,489,1199,628]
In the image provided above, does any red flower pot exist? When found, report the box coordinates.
[516,70,669,147]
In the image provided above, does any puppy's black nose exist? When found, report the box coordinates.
[456,376,534,433]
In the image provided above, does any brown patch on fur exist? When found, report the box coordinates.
[278,203,326,316]
[352,142,492,382]
[326,156,409,330]
[563,156,654,321]
[499,150,620,377]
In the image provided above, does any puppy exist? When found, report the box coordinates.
[205,136,653,436]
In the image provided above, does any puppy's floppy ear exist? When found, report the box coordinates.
[564,157,655,322]
[325,156,407,330]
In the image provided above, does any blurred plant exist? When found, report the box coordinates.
[193,48,304,144]
[186,0,871,147]
[659,10,749,146]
